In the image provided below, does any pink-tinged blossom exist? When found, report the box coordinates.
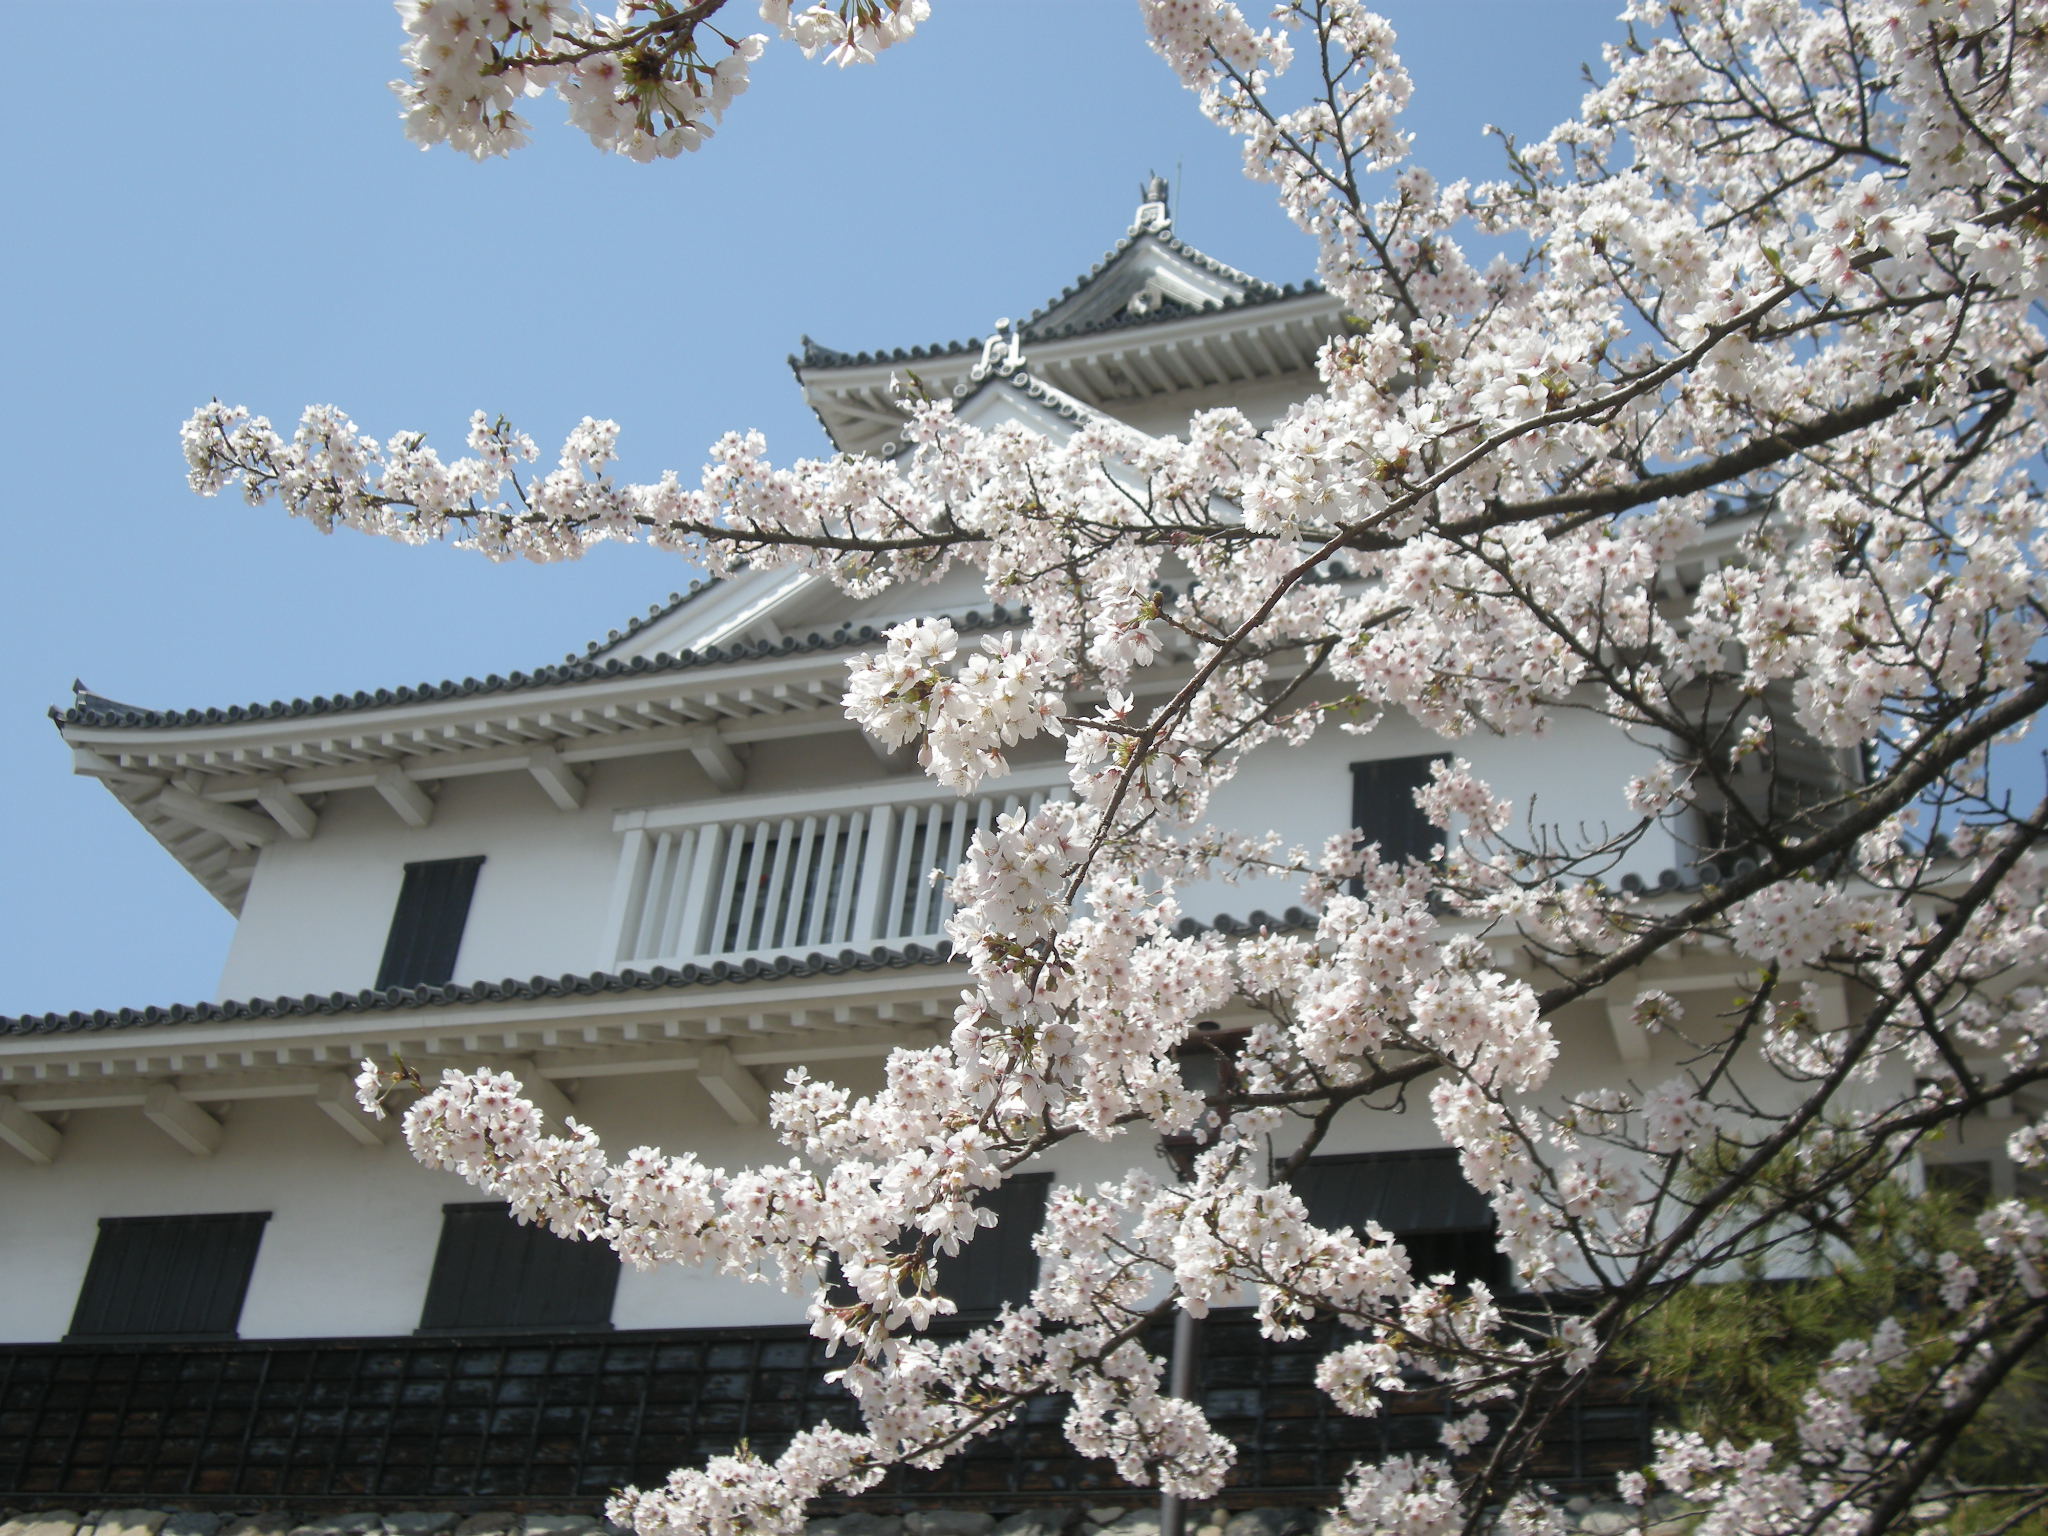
[195,0,2048,1530]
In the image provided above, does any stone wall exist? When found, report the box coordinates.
[0,1498,1694,1536]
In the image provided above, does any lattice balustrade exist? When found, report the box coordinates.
[608,787,1056,969]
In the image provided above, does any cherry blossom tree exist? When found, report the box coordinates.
[183,2,2048,1533]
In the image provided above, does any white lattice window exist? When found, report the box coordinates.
[604,774,1063,969]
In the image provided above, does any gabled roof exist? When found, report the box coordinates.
[55,599,1026,912]
[49,185,1334,916]
[792,191,1344,456]
[55,603,1024,734]
[582,577,723,659]
[0,944,960,1039]
[795,224,1304,372]
[0,906,1326,1040]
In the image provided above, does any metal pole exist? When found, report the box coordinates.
[1158,1304,1199,1536]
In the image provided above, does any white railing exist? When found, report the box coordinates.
[605,779,1060,969]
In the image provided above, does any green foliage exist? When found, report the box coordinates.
[1624,1165,2048,1497]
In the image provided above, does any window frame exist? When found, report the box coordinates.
[1291,1149,1503,1290]
[376,855,486,991]
[1348,754,1448,874]
[416,1201,621,1337]
[67,1211,271,1343]
[933,1172,1053,1316]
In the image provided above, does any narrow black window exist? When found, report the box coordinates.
[69,1212,270,1340]
[418,1203,620,1334]
[1350,754,1447,869]
[935,1174,1052,1314]
[1926,1160,1993,1208]
[376,855,485,990]
[1294,1150,1501,1288]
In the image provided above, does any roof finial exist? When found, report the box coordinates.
[970,317,1025,382]
[1132,173,1171,235]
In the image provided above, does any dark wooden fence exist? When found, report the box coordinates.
[0,1314,1651,1509]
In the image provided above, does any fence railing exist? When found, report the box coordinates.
[0,1316,1653,1510]
[607,783,1059,970]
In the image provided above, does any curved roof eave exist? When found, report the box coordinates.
[0,905,1343,1041]
[799,270,1326,373]
[55,602,1026,737]
[0,944,962,1039]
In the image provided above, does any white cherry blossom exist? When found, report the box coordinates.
[186,1,2048,1532]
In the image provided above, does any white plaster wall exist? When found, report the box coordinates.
[1183,705,1684,924]
[0,1062,870,1343]
[0,968,1887,1344]
[1112,372,1315,437]
[0,1096,455,1343]
[216,734,886,1002]
[0,1045,1271,1343]
[216,695,1675,1005]
[0,1037,1271,1346]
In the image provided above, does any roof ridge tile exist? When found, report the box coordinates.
[800,273,1326,373]
[57,606,1018,732]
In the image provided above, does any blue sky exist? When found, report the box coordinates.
[0,2,1627,1016]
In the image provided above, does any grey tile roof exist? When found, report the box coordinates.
[794,230,1318,372]
[0,943,962,1038]
[0,908,1342,1038]
[1002,370,1111,428]
[1026,227,1286,319]
[931,368,1113,438]
[3,883,1744,1041]
[583,577,723,657]
[54,603,1025,733]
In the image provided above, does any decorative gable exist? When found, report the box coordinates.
[595,371,1111,666]
[792,179,1338,456]
[1022,231,1257,336]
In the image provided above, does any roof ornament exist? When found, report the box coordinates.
[1131,174,1171,234]
[970,317,1025,381]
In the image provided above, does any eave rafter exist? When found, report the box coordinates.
[802,289,1343,454]
[0,971,956,1160]
[60,653,866,904]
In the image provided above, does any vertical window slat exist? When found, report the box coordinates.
[918,804,947,934]
[829,812,866,945]
[932,798,975,933]
[376,857,485,990]
[606,827,652,967]
[629,833,677,964]
[707,823,750,956]
[802,819,835,950]
[882,806,919,939]
[658,827,699,959]
[757,818,799,951]
[678,823,725,963]
[788,815,822,948]
[850,805,895,943]
[737,820,774,951]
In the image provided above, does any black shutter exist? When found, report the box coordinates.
[68,1212,270,1340]
[376,856,485,990]
[1349,754,1447,868]
[419,1204,621,1333]
[1294,1151,1501,1288]
[935,1174,1052,1314]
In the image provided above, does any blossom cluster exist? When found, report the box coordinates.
[843,618,1065,792]
[394,0,927,161]
[222,1,2048,1532]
